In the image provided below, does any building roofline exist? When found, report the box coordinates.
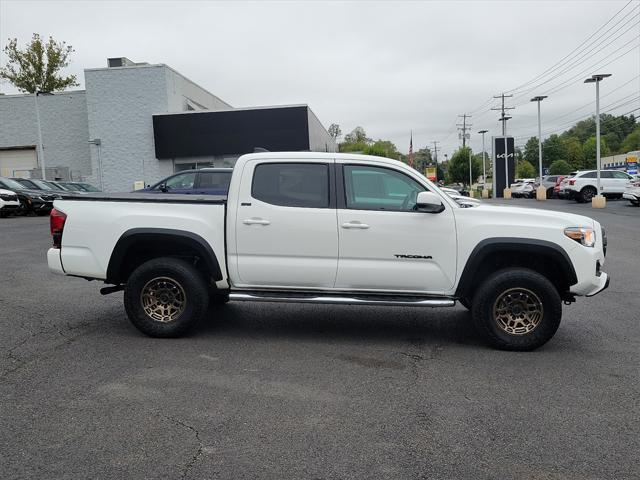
[85,62,232,109]
[152,103,310,117]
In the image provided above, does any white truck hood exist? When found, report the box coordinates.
[465,204,596,229]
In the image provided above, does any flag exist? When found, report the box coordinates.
[408,131,414,168]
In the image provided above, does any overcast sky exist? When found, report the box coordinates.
[1,0,638,157]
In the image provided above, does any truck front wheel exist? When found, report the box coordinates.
[124,257,209,337]
[471,268,562,351]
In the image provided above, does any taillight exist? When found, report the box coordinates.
[569,179,576,186]
[50,208,67,249]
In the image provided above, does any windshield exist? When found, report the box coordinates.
[75,183,100,192]
[62,183,84,191]
[0,177,28,190]
[31,179,55,190]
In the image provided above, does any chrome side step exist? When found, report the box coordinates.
[229,291,455,308]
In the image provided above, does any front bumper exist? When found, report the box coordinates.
[623,192,639,201]
[586,273,610,297]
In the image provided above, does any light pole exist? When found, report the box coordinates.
[34,91,46,180]
[584,74,611,208]
[478,129,488,198]
[502,115,512,198]
[468,145,474,197]
[530,95,548,200]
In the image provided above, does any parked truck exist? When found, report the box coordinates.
[48,152,609,350]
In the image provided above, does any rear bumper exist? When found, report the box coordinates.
[47,248,65,275]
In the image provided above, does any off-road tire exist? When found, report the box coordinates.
[579,186,597,203]
[471,268,562,351]
[124,257,209,337]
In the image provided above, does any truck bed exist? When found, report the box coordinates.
[60,192,227,204]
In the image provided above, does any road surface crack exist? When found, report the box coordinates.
[164,415,203,479]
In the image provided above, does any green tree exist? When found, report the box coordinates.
[343,126,370,144]
[542,134,567,166]
[516,160,536,178]
[583,136,610,168]
[621,125,640,152]
[446,147,481,186]
[562,136,585,170]
[0,34,79,93]
[364,139,399,158]
[523,137,539,165]
[328,123,342,142]
[549,160,573,175]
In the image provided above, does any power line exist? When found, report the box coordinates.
[491,94,515,136]
[456,114,472,147]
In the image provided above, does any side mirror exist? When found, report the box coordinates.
[416,191,445,213]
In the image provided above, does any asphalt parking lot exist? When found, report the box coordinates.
[1,198,639,480]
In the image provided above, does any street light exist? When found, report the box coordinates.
[478,129,488,198]
[88,138,103,191]
[584,73,612,208]
[530,95,548,200]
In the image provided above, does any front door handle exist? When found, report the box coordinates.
[243,218,271,226]
[341,221,370,229]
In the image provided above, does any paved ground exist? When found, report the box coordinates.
[1,198,639,480]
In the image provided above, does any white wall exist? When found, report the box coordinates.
[0,91,91,180]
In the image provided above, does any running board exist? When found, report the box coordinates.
[229,291,455,308]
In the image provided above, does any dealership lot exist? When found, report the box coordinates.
[1,199,639,479]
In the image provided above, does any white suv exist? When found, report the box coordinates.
[559,169,632,203]
[0,188,20,217]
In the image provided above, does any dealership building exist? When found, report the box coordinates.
[0,57,335,191]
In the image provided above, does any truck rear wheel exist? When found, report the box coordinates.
[471,268,562,351]
[124,257,209,337]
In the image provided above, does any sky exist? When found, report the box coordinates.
[1,0,639,158]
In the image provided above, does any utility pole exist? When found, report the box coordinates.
[34,92,46,180]
[431,141,440,164]
[492,94,515,198]
[457,114,472,148]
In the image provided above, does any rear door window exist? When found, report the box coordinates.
[197,171,232,190]
[252,163,329,208]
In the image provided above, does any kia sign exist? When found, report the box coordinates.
[493,136,515,197]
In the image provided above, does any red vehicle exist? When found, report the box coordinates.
[554,175,567,198]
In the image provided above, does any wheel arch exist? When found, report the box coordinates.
[456,238,577,301]
[106,228,223,285]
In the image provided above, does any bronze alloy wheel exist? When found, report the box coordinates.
[492,287,544,335]
[140,276,187,323]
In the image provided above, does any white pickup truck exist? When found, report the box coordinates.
[48,152,609,350]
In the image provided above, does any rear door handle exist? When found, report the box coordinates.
[341,221,370,229]
[243,218,271,226]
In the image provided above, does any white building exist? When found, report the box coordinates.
[0,57,335,191]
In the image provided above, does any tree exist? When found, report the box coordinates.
[562,136,585,170]
[446,147,481,186]
[516,160,536,178]
[328,123,342,141]
[343,126,370,145]
[583,136,610,168]
[621,125,640,152]
[542,134,567,166]
[364,140,399,158]
[523,137,539,165]
[0,34,79,93]
[549,160,573,175]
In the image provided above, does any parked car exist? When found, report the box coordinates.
[0,188,20,217]
[553,175,568,198]
[140,168,233,195]
[11,178,78,196]
[623,179,640,206]
[512,180,536,198]
[69,182,101,192]
[559,169,633,202]
[539,175,562,198]
[441,188,482,207]
[48,152,608,351]
[0,177,55,215]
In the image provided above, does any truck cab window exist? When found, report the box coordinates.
[343,165,425,211]
[252,163,329,208]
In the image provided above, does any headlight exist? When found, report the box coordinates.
[564,227,596,247]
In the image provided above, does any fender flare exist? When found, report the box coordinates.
[455,238,578,298]
[106,228,222,284]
